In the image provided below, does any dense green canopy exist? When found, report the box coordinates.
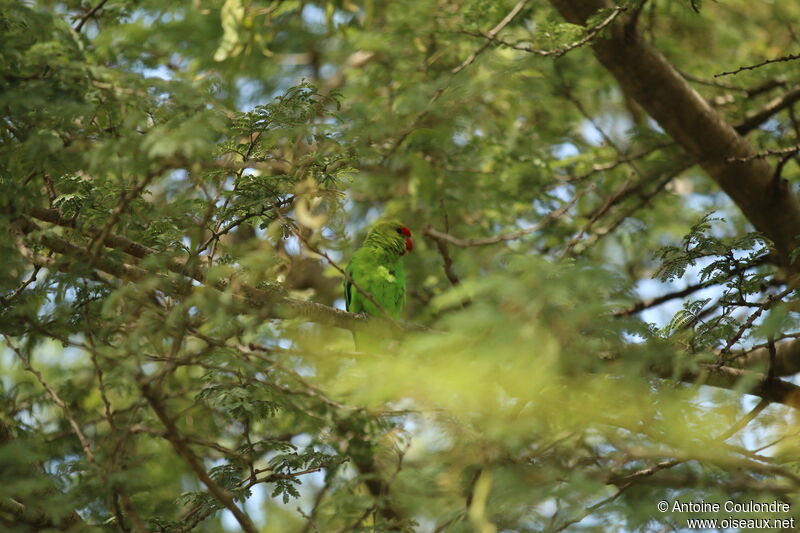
[3,0,800,531]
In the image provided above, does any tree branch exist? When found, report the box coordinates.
[549,0,800,268]
[730,144,800,162]
[139,378,258,533]
[734,86,800,134]
[731,337,800,376]
[465,5,626,58]
[73,0,109,33]
[3,336,96,465]
[423,191,582,248]
[716,53,800,78]
[451,0,530,75]
[654,362,800,409]
[18,209,429,334]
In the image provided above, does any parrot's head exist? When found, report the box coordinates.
[365,219,414,256]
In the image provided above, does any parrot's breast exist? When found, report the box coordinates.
[377,265,397,282]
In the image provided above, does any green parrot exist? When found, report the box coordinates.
[344,219,414,321]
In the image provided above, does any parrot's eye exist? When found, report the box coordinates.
[395,228,403,234]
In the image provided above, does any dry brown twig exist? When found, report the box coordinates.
[3,336,97,464]
[462,5,626,59]
[451,0,531,75]
[729,145,800,162]
[139,378,259,533]
[716,53,800,78]
[424,188,586,248]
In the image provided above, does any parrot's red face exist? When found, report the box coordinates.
[397,226,413,255]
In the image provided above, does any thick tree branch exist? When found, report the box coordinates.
[549,0,800,267]
[655,362,800,410]
[17,209,428,334]
[17,212,800,412]
[734,86,800,134]
[732,337,800,376]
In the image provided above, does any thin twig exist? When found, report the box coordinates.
[681,72,787,97]
[88,173,156,263]
[74,0,110,33]
[424,191,583,248]
[558,178,636,259]
[615,280,709,318]
[716,53,800,78]
[614,257,769,317]
[606,459,682,488]
[561,162,690,258]
[463,5,626,59]
[85,320,116,430]
[451,0,530,74]
[139,378,258,533]
[546,485,629,533]
[0,265,40,304]
[428,198,460,286]
[716,398,770,442]
[729,144,800,162]
[718,286,795,362]
[734,86,800,134]
[4,336,97,464]
[554,142,675,186]
[197,196,295,254]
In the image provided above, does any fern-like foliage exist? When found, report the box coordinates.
[655,213,770,284]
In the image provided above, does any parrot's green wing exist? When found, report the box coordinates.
[344,248,405,319]
[344,261,360,314]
